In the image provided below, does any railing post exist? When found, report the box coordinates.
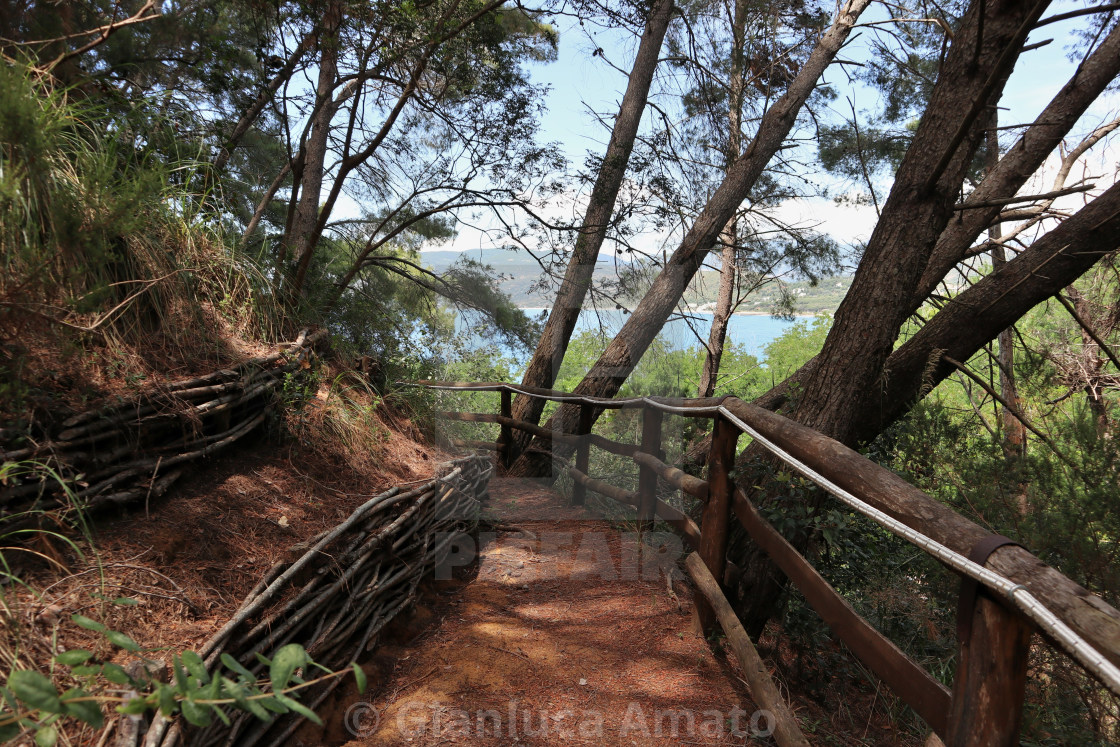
[697,413,737,632]
[571,404,593,506]
[946,591,1032,746]
[497,389,513,470]
[638,407,663,523]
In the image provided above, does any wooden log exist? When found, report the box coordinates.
[720,398,1120,668]
[415,380,726,413]
[632,451,708,500]
[587,433,642,457]
[492,415,581,446]
[638,408,663,521]
[568,466,638,505]
[697,414,737,632]
[499,389,513,469]
[568,467,701,549]
[946,594,1032,746]
[684,553,810,747]
[732,488,951,735]
[572,404,593,506]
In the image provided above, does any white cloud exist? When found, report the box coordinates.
[768,196,879,247]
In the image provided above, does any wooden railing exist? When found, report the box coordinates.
[422,381,1120,747]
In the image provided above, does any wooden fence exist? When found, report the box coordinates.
[424,380,1120,747]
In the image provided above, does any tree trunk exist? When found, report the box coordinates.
[699,226,738,398]
[862,180,1120,445]
[986,122,1027,460]
[914,20,1120,306]
[288,2,342,298]
[509,0,676,456]
[508,0,873,476]
[211,31,316,176]
[791,0,1049,446]
[698,0,749,400]
[735,0,1050,636]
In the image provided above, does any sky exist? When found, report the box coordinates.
[429,1,1119,262]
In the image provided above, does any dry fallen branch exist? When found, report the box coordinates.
[0,330,328,530]
[138,456,491,747]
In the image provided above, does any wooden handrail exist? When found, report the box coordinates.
[632,451,708,500]
[732,487,951,734]
[430,382,1120,665]
[428,380,1120,744]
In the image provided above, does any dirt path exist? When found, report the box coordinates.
[335,478,770,746]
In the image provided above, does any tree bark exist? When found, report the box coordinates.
[792,0,1050,447]
[509,0,873,476]
[859,179,1120,445]
[288,3,342,297]
[699,227,738,398]
[914,19,1120,306]
[698,0,749,400]
[509,0,676,455]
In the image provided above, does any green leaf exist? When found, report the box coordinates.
[9,671,62,714]
[69,666,99,677]
[70,614,106,633]
[61,689,104,728]
[229,680,270,722]
[269,644,307,694]
[157,684,177,717]
[0,685,16,709]
[54,650,93,667]
[104,630,141,652]
[118,697,149,716]
[172,656,189,692]
[274,693,322,726]
[112,597,140,606]
[0,721,21,742]
[181,651,209,684]
[34,725,58,747]
[213,705,231,727]
[100,664,132,686]
[220,654,255,683]
[257,696,290,715]
[351,664,367,694]
[180,700,212,727]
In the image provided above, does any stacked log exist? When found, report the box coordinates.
[0,330,327,528]
[135,455,490,747]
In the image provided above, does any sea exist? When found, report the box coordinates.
[455,308,806,365]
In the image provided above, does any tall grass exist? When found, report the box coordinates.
[0,61,286,390]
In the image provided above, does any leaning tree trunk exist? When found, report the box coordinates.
[509,0,676,458]
[508,0,873,476]
[682,17,1120,472]
[734,0,1052,637]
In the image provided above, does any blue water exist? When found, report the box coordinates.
[457,308,804,364]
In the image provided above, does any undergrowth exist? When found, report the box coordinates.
[0,62,286,426]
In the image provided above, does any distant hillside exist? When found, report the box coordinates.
[421,249,850,315]
[682,271,852,315]
[422,248,627,308]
